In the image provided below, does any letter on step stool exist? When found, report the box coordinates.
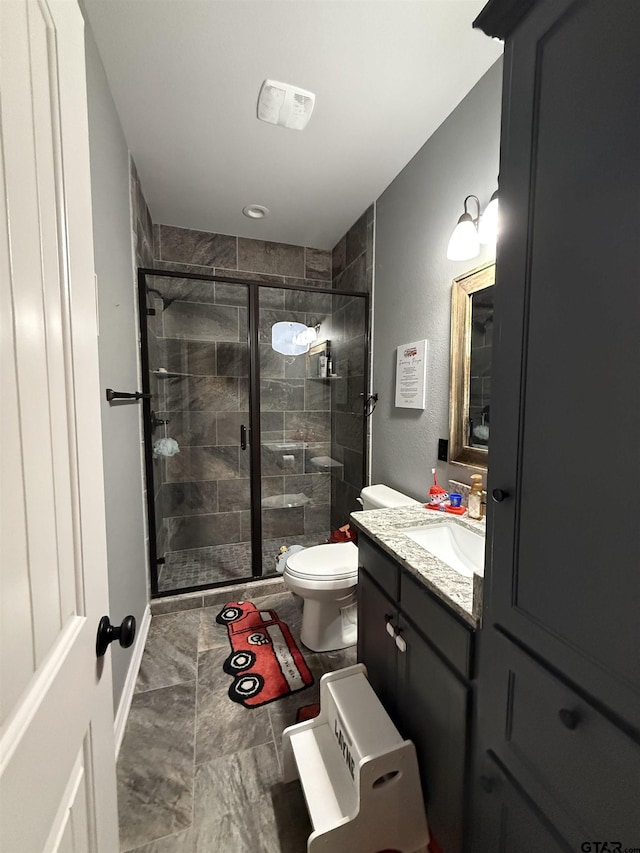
[334,718,355,779]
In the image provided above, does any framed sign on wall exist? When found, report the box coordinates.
[395,340,428,409]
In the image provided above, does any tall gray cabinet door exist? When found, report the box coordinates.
[486,0,640,727]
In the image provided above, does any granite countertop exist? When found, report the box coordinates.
[350,506,486,627]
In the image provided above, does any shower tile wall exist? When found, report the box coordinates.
[131,160,154,268]
[330,205,374,529]
[151,225,334,587]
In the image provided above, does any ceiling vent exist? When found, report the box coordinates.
[257,79,315,131]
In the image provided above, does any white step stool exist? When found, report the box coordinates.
[282,663,429,853]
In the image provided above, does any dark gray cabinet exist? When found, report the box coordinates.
[357,534,474,853]
[396,615,469,853]
[471,0,640,847]
[357,561,399,716]
[478,634,640,845]
[472,752,570,853]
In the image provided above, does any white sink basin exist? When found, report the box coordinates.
[403,522,485,577]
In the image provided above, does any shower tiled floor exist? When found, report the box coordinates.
[158,533,330,592]
[117,583,356,852]
[158,542,253,591]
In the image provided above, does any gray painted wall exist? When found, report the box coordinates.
[85,26,149,712]
[372,59,502,502]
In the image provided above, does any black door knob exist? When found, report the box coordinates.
[558,708,579,730]
[479,775,495,794]
[492,488,509,503]
[96,615,136,658]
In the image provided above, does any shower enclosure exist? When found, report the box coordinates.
[138,268,369,596]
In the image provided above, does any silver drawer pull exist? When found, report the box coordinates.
[386,621,396,638]
[395,634,407,653]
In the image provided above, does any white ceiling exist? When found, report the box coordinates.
[83,0,502,250]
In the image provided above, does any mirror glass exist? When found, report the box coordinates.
[449,262,495,469]
[469,287,493,449]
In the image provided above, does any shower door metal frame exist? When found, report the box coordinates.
[137,267,371,598]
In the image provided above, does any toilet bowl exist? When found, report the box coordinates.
[285,542,359,652]
[283,484,421,651]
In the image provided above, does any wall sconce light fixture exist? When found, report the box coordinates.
[271,321,320,355]
[478,189,499,247]
[447,195,481,261]
[447,191,499,261]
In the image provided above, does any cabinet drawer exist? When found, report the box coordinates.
[400,571,473,678]
[358,535,400,601]
[489,638,640,843]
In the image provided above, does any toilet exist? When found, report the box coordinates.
[283,484,421,652]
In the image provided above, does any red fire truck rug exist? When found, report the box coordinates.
[216,601,314,708]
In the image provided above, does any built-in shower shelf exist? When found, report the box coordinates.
[151,370,193,379]
[310,456,343,470]
[307,375,342,381]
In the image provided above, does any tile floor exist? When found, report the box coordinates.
[117,584,356,852]
[159,542,253,591]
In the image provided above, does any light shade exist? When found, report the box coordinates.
[447,217,480,261]
[271,321,310,355]
[478,193,499,246]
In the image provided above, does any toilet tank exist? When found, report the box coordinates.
[360,484,422,511]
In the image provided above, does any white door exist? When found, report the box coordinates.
[0,1,119,851]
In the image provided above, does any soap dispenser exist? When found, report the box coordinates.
[468,474,483,519]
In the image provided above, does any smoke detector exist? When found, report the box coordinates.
[257,79,315,131]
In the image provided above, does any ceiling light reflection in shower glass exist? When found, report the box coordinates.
[271,321,310,356]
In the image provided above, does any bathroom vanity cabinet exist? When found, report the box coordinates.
[357,534,475,853]
[470,0,640,848]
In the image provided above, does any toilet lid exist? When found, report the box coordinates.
[286,542,358,581]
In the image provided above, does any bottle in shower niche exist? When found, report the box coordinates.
[318,351,327,378]
[468,474,483,519]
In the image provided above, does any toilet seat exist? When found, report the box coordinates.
[285,542,358,583]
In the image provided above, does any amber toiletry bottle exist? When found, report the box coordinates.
[468,474,483,519]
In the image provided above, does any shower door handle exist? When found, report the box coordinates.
[240,424,248,450]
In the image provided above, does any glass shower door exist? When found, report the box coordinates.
[257,286,334,575]
[142,273,253,593]
[141,272,369,594]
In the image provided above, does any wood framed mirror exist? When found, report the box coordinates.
[449,261,495,469]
